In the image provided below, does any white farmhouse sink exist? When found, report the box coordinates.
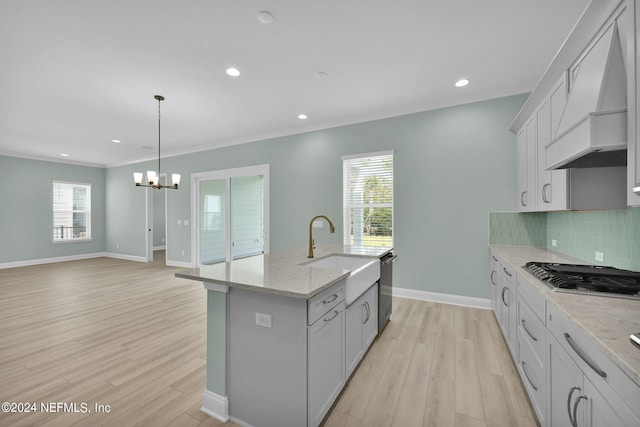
[307,255,380,305]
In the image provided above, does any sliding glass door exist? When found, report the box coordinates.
[194,165,269,266]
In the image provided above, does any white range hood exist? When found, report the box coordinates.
[546,22,628,170]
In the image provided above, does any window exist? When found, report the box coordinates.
[52,182,91,241]
[343,151,393,247]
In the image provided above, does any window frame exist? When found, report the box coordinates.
[52,181,93,243]
[342,150,394,248]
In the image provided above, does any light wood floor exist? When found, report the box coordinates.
[0,253,537,427]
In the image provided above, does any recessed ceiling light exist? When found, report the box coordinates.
[142,145,154,150]
[455,79,470,87]
[298,114,308,120]
[315,71,328,80]
[112,139,121,143]
[257,10,274,24]
[60,153,69,157]
[226,67,240,77]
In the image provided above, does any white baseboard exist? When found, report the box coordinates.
[0,252,109,269]
[103,252,148,263]
[201,389,229,423]
[153,245,166,251]
[166,259,194,268]
[393,287,491,310]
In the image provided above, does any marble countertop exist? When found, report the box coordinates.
[489,245,640,388]
[176,244,392,299]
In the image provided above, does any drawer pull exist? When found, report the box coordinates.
[491,255,498,262]
[503,267,513,277]
[564,333,607,378]
[501,287,509,307]
[490,270,497,286]
[322,294,339,305]
[363,302,370,324]
[324,310,339,322]
[567,386,580,427]
[521,361,538,391]
[521,319,538,342]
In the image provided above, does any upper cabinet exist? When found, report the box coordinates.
[511,0,638,209]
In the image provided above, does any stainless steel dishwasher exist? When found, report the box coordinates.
[378,252,396,332]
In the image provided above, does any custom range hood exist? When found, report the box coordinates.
[546,22,628,170]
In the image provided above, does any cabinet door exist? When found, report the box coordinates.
[499,266,516,356]
[490,254,500,314]
[548,333,584,427]
[583,377,626,427]
[308,302,346,427]
[517,126,531,212]
[345,301,364,378]
[362,285,378,350]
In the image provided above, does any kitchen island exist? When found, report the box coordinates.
[176,244,391,427]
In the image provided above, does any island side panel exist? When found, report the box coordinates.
[228,287,308,427]
[206,289,228,396]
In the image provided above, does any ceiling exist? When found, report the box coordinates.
[0,0,590,168]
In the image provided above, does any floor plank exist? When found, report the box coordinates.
[0,256,538,427]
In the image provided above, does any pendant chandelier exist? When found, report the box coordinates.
[133,95,180,189]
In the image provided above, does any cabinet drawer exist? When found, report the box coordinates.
[547,302,640,421]
[308,282,345,325]
[518,298,545,367]
[517,274,546,323]
[518,337,545,424]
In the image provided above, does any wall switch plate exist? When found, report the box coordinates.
[256,313,272,328]
[551,239,557,247]
[595,251,604,262]
[184,220,189,226]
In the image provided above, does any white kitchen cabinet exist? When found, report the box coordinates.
[547,302,640,427]
[345,284,378,378]
[517,274,548,425]
[517,119,537,211]
[308,301,346,427]
[497,263,517,357]
[548,332,627,427]
[536,77,569,211]
[489,252,500,314]
[630,0,640,205]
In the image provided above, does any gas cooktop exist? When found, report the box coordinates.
[525,262,640,299]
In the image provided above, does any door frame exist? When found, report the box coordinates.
[145,173,168,263]
[190,164,270,267]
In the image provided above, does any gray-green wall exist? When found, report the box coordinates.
[0,155,106,263]
[105,94,525,299]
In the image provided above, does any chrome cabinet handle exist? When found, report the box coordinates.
[363,302,370,324]
[490,270,497,286]
[503,267,512,277]
[567,386,580,427]
[323,294,338,305]
[521,361,538,391]
[542,183,551,203]
[521,191,527,206]
[572,394,587,427]
[324,310,339,322]
[521,319,538,342]
[501,287,509,306]
[564,333,607,378]
[491,255,498,262]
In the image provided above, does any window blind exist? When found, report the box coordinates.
[343,152,393,247]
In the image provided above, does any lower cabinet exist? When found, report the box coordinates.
[548,332,626,426]
[308,301,346,427]
[345,284,378,378]
[497,263,517,357]
[489,252,500,313]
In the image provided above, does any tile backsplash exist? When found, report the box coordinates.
[489,207,640,271]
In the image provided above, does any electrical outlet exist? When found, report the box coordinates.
[181,249,185,256]
[595,251,604,262]
[184,220,189,226]
[551,239,557,247]
[178,220,182,226]
[256,313,272,328]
